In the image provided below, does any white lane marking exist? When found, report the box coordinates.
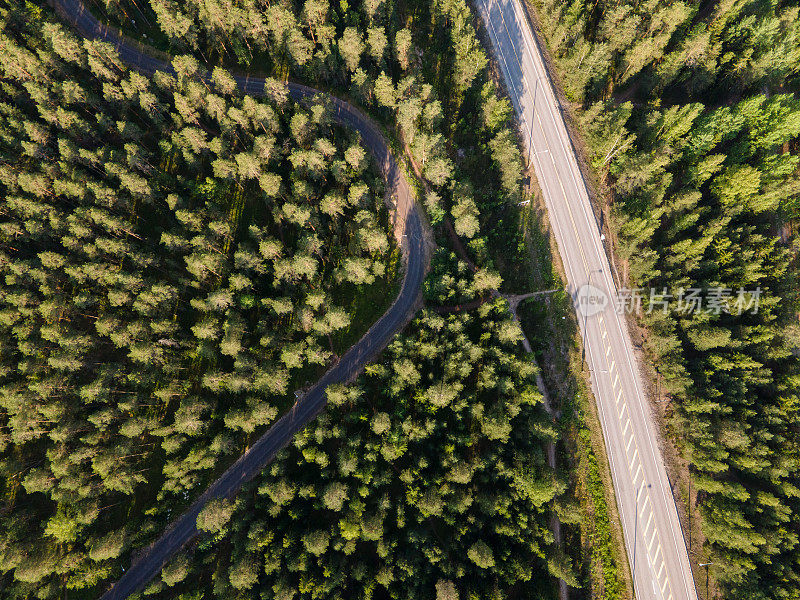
[623,418,631,435]
[629,447,639,469]
[508,3,691,597]
[644,509,654,536]
[626,434,635,453]
[481,0,588,271]
[480,3,688,600]
[628,448,639,471]
[648,530,658,554]
[632,463,643,485]
[609,360,616,372]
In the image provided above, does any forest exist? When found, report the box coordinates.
[531,0,800,598]
[0,0,581,598]
[138,251,566,599]
[0,0,399,592]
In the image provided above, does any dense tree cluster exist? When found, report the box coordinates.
[536,0,800,105]
[0,0,576,598]
[0,3,393,596]
[534,0,800,597]
[106,0,524,261]
[607,93,800,598]
[140,252,569,600]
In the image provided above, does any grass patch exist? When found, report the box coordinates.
[331,246,402,355]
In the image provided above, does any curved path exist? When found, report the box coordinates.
[47,1,428,598]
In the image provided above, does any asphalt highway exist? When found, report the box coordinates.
[48,1,427,598]
[472,1,698,599]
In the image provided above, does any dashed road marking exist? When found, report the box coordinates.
[479,6,684,600]
[633,463,643,485]
[648,530,657,554]
[629,449,639,471]
[629,447,639,469]
[644,508,654,536]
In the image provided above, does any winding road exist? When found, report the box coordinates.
[47,1,428,598]
[473,1,698,599]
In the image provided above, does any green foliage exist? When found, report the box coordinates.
[534,0,800,103]
[0,6,393,596]
[196,499,234,533]
[531,0,800,596]
[604,91,800,596]
[162,554,190,586]
[488,130,523,197]
[583,431,623,600]
[0,0,574,599]
[423,249,479,305]
[452,183,481,239]
[146,260,563,598]
[467,541,496,569]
